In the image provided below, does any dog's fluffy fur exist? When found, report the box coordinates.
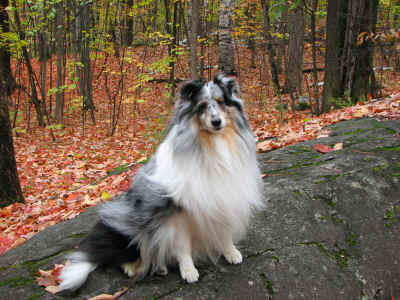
[58,75,263,291]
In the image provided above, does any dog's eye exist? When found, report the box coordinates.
[215,97,224,105]
[197,103,207,113]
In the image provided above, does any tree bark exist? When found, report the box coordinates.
[321,0,348,112]
[322,0,378,112]
[54,1,65,123]
[188,0,200,80]
[218,0,235,75]
[0,95,24,207]
[11,0,45,126]
[350,0,378,101]
[0,23,24,206]
[283,1,305,94]
[261,0,281,91]
[123,0,134,46]
[0,0,15,96]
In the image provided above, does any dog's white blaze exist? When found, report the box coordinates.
[147,122,263,259]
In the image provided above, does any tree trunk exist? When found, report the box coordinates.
[78,1,96,125]
[163,0,178,100]
[283,1,305,94]
[11,0,45,126]
[218,0,235,75]
[350,0,378,101]
[321,0,348,112]
[322,0,378,112]
[0,0,15,96]
[123,0,134,46]
[0,58,24,207]
[188,0,200,80]
[54,1,65,123]
[261,0,281,91]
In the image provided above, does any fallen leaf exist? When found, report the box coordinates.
[313,144,333,153]
[333,143,343,151]
[112,287,129,298]
[45,285,60,294]
[88,294,115,300]
[88,287,128,300]
[352,106,369,118]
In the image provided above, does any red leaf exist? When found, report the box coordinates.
[313,144,333,153]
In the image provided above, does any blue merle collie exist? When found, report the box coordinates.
[58,75,263,291]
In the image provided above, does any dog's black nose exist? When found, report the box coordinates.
[211,118,222,128]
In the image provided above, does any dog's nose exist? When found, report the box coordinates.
[211,118,222,128]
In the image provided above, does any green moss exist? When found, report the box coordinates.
[271,255,280,263]
[0,276,33,288]
[288,145,312,155]
[372,164,388,173]
[343,128,370,136]
[314,173,345,184]
[372,122,397,134]
[292,190,301,197]
[374,146,400,152]
[303,241,352,268]
[66,232,88,239]
[316,195,336,208]
[384,205,400,228]
[347,233,359,247]
[268,154,323,175]
[25,292,45,300]
[345,136,384,147]
[260,273,275,295]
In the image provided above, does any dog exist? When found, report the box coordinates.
[58,74,263,291]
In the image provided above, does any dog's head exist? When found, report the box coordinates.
[176,75,243,133]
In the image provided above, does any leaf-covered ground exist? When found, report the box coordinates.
[1,46,400,255]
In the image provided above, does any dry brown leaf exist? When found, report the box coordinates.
[45,285,60,294]
[88,287,129,300]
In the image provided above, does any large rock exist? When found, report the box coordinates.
[1,118,399,300]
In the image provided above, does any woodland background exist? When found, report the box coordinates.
[0,0,400,255]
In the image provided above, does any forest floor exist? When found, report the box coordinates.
[1,45,400,255]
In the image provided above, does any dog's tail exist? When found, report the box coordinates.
[58,252,97,291]
[57,220,140,292]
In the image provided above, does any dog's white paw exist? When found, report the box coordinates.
[155,265,169,276]
[180,265,199,283]
[224,247,243,264]
[121,262,137,277]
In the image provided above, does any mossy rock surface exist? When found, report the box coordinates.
[1,118,400,300]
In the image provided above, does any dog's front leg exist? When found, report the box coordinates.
[222,237,243,264]
[174,227,199,283]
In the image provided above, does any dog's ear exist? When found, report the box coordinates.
[213,74,240,97]
[179,79,206,102]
